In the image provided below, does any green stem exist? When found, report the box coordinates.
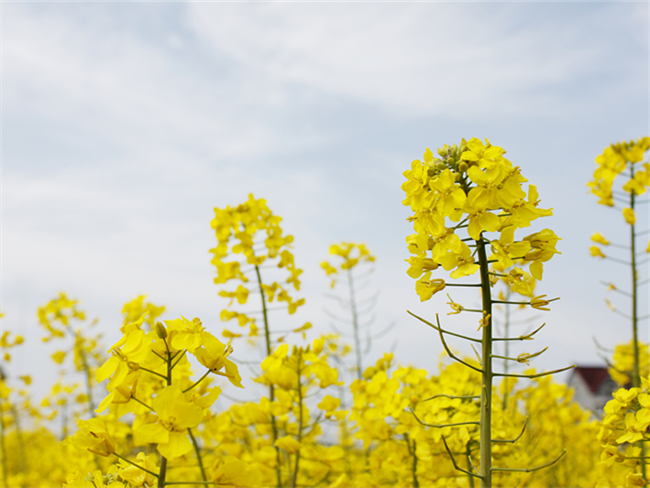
[629,168,647,481]
[61,399,69,441]
[0,389,8,488]
[467,444,476,488]
[188,428,207,483]
[630,172,640,390]
[502,289,511,411]
[291,351,304,488]
[477,235,493,488]
[157,338,173,488]
[8,403,27,487]
[347,268,363,380]
[69,329,96,418]
[255,264,282,488]
[403,433,419,488]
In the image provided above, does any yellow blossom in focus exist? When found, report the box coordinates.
[134,385,204,460]
[414,273,445,302]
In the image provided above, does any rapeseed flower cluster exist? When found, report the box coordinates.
[402,138,568,487]
[589,138,650,484]
[598,378,650,487]
[210,194,304,341]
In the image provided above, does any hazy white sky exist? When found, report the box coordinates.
[2,2,649,398]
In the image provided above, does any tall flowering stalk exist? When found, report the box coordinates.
[38,294,105,419]
[0,316,25,488]
[210,194,307,487]
[589,137,650,390]
[321,242,378,380]
[402,138,571,487]
[589,137,650,482]
[255,339,345,487]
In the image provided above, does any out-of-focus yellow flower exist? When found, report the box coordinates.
[117,452,158,487]
[317,395,342,418]
[212,456,262,487]
[591,233,610,245]
[52,351,67,364]
[623,207,636,225]
[66,418,116,457]
[275,435,301,454]
[590,246,607,258]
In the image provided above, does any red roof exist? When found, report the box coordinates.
[573,366,610,393]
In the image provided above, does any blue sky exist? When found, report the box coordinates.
[2,2,649,398]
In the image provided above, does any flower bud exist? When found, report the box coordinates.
[458,162,469,172]
[155,322,167,339]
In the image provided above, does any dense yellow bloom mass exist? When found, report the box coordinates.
[598,377,650,487]
[2,172,643,488]
[609,341,650,386]
[402,138,557,299]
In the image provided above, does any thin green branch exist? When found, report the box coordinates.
[114,453,160,479]
[491,450,566,472]
[170,350,187,370]
[407,311,481,343]
[493,417,528,443]
[130,395,154,412]
[188,428,207,483]
[441,436,483,479]
[410,407,480,429]
[494,365,576,378]
[492,347,547,363]
[138,366,169,381]
[164,482,214,485]
[493,323,545,341]
[183,370,212,393]
[152,350,167,363]
[435,316,484,373]
[423,394,480,402]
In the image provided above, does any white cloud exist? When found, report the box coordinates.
[187,2,629,118]
[2,5,325,166]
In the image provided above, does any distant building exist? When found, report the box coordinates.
[567,366,618,415]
